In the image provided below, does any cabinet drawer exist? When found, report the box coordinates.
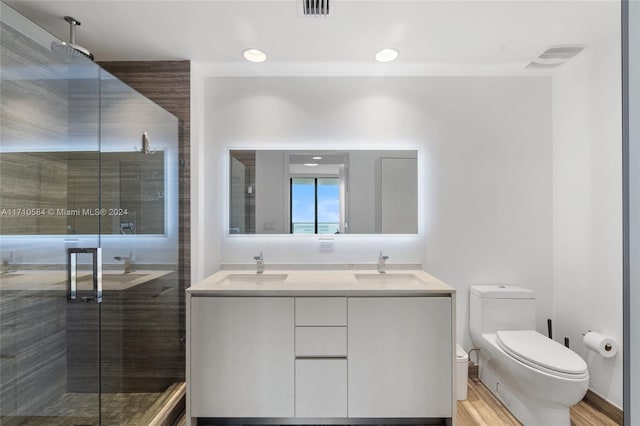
[295,327,347,357]
[295,297,346,326]
[296,359,347,417]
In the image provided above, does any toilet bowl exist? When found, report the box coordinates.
[469,285,588,426]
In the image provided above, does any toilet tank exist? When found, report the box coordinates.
[469,285,536,340]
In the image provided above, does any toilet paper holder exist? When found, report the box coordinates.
[582,330,617,356]
[582,330,611,350]
[582,330,613,350]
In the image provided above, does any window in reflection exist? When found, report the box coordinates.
[290,177,340,234]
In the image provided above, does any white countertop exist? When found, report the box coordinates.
[187,269,455,296]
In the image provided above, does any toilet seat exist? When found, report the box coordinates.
[496,330,588,379]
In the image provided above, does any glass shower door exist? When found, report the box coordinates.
[1,5,181,425]
[97,70,180,424]
[0,3,102,425]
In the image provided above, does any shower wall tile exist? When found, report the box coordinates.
[0,291,67,417]
[0,20,71,419]
[0,153,68,234]
[99,60,191,289]
[0,22,70,235]
[67,273,182,392]
[99,61,190,387]
[0,22,69,148]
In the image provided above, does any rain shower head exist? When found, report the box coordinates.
[50,16,94,61]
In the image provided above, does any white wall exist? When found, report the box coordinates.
[199,77,430,272]
[417,78,554,351]
[191,64,216,282]
[552,39,623,408]
[192,75,555,348]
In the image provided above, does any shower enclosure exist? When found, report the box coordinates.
[0,4,183,425]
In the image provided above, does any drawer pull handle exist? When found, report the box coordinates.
[295,356,347,360]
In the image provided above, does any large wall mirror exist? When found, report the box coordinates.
[229,149,418,235]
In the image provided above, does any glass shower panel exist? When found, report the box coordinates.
[98,70,181,423]
[0,3,101,425]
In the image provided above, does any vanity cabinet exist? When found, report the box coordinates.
[189,297,295,417]
[187,273,455,425]
[348,297,453,418]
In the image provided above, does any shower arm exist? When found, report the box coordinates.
[64,16,80,45]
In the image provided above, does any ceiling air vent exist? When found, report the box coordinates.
[538,45,585,60]
[301,0,332,17]
[525,44,585,71]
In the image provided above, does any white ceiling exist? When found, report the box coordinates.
[5,0,620,76]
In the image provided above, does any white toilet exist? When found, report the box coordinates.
[469,285,589,426]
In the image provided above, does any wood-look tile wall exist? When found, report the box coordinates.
[0,291,67,419]
[99,61,191,290]
[0,22,70,235]
[0,153,68,234]
[64,151,166,235]
[99,61,190,386]
[67,273,183,393]
[0,23,69,147]
[0,21,70,417]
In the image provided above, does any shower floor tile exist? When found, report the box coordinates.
[5,391,162,426]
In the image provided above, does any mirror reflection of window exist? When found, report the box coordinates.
[290,178,315,233]
[290,177,340,234]
[317,178,340,234]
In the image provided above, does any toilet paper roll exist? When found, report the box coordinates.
[583,332,618,358]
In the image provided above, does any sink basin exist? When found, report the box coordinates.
[354,273,427,287]
[221,273,288,286]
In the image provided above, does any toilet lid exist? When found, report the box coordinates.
[496,330,588,376]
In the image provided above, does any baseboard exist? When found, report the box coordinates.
[583,389,623,425]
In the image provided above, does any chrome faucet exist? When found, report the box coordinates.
[254,251,264,274]
[378,251,389,274]
[114,252,135,273]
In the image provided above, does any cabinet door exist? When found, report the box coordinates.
[348,297,452,418]
[296,359,347,417]
[190,297,294,417]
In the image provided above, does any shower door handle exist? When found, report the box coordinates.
[67,248,102,304]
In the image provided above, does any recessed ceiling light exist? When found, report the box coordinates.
[303,163,319,167]
[243,48,267,63]
[312,156,322,160]
[375,48,399,63]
